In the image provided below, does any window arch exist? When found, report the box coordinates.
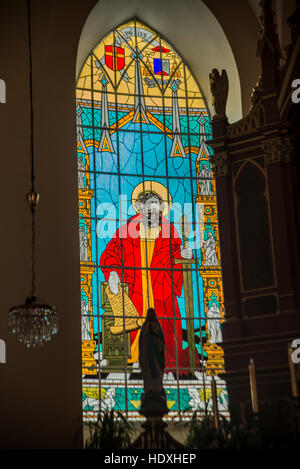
[76,18,228,421]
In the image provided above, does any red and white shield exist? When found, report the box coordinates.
[105,46,125,71]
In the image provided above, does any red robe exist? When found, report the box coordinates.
[100,213,194,373]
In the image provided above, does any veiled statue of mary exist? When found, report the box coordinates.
[139,308,165,395]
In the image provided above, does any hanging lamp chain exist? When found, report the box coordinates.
[7,0,58,348]
[25,0,39,299]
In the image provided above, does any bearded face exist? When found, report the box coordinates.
[136,193,164,228]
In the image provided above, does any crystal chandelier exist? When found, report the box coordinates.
[8,0,58,348]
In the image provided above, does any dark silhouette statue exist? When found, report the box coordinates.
[133,308,186,448]
[209,68,228,118]
[139,308,168,415]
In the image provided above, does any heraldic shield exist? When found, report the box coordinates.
[105,45,125,71]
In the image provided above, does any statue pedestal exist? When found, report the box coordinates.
[139,391,169,448]
[131,391,185,449]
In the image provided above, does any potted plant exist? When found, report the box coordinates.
[84,410,134,449]
[185,411,261,449]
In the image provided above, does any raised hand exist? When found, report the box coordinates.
[108,271,120,295]
[181,246,193,260]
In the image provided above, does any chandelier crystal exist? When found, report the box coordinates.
[8,297,58,348]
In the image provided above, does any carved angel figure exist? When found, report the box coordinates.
[209,68,228,118]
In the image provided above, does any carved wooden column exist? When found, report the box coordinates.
[263,136,300,314]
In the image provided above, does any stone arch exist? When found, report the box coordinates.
[76,0,245,123]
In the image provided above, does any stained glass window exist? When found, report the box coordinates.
[76,19,228,421]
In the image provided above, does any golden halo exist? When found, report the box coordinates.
[131,181,172,217]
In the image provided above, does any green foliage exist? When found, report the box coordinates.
[185,412,261,449]
[84,410,134,449]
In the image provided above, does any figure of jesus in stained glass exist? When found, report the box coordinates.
[100,181,199,373]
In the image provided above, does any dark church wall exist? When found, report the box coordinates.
[0,0,97,449]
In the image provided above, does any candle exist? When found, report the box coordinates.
[249,358,259,413]
[288,345,299,398]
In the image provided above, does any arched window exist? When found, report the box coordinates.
[76,19,228,421]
